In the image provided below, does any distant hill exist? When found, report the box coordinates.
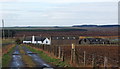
[72,25,120,27]
[97,25,120,27]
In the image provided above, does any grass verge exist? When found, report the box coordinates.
[25,45,71,67]
[2,45,15,67]
[19,46,36,67]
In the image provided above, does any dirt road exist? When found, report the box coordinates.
[9,45,52,68]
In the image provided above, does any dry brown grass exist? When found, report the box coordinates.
[2,44,15,55]
[22,55,36,67]
[19,46,36,67]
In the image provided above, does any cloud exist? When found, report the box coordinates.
[0,0,118,3]
[0,2,118,27]
[19,0,118,3]
[0,0,17,2]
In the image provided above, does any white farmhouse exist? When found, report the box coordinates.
[43,38,51,45]
[23,35,51,45]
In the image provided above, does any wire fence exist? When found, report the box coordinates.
[28,44,119,68]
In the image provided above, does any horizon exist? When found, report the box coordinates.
[1,24,119,28]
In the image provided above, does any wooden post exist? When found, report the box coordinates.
[54,46,55,56]
[71,44,76,64]
[2,19,5,39]
[42,45,44,50]
[58,46,61,58]
[92,54,95,67]
[61,50,64,61]
[104,56,108,68]
[83,51,86,66]
[8,29,9,38]
[49,46,51,53]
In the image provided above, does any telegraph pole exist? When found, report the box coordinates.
[2,19,5,39]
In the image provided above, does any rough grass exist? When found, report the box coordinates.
[2,38,15,67]
[0,48,1,67]
[25,45,70,67]
[22,55,36,67]
[2,44,15,55]
[2,39,15,44]
[19,46,36,67]
[2,45,15,67]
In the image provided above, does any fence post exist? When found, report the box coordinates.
[58,46,61,58]
[92,54,95,67]
[61,50,64,62]
[42,45,44,50]
[104,56,108,69]
[54,46,55,56]
[71,44,76,64]
[83,51,86,66]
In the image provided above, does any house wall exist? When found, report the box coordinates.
[38,41,43,44]
[43,38,51,45]
[23,41,32,43]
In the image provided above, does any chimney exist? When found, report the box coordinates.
[32,35,35,44]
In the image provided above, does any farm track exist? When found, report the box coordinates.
[9,46,25,67]
[9,45,52,68]
[22,46,51,67]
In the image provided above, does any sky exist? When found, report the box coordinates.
[0,0,119,27]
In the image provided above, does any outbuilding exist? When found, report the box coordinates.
[79,38,110,44]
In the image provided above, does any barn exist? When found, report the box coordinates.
[23,36,51,45]
[79,38,110,44]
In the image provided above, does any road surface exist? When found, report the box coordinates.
[9,45,52,68]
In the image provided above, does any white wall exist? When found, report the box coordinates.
[43,38,51,45]
[23,41,32,43]
[38,41,43,44]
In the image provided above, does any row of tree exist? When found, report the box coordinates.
[2,29,15,38]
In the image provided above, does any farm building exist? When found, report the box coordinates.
[79,38,110,44]
[51,36,79,45]
[79,36,120,44]
[23,36,51,45]
[23,35,119,45]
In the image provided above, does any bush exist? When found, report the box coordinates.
[15,38,21,44]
